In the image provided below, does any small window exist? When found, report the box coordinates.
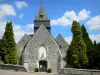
[40,15,43,18]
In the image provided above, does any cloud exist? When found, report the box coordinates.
[64,11,79,21]
[0,4,17,39]
[0,4,24,43]
[15,1,28,9]
[13,25,26,43]
[0,21,6,38]
[19,14,24,19]
[13,23,34,43]
[26,24,34,30]
[0,21,34,43]
[24,24,34,35]
[51,16,71,26]
[0,4,16,20]
[89,34,100,43]
[86,15,100,30]
[65,36,72,44]
[65,34,100,45]
[78,9,91,20]
[0,21,26,43]
[51,9,90,26]
[0,3,30,43]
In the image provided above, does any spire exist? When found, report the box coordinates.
[34,6,50,33]
[35,6,49,20]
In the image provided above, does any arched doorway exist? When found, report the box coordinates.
[39,60,47,72]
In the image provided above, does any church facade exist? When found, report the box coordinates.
[17,7,69,72]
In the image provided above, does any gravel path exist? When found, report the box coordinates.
[0,70,58,75]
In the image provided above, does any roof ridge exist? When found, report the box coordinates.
[39,6,44,15]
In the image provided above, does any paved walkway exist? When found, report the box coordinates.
[0,70,58,75]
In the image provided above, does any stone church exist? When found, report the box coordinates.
[17,6,69,72]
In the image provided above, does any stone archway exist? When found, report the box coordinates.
[39,60,47,72]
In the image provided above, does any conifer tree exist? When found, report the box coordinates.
[2,21,18,64]
[81,25,94,68]
[95,42,100,69]
[81,25,93,52]
[92,41,100,69]
[0,37,6,62]
[67,21,88,68]
[0,39,1,55]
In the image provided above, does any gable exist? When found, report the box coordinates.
[32,23,60,47]
[25,23,62,58]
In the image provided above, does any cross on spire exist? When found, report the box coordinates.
[41,0,43,6]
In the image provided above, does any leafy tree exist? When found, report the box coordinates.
[2,21,18,64]
[66,21,88,68]
[81,25,94,68]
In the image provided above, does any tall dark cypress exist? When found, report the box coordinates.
[0,39,1,52]
[66,21,88,68]
[81,25,94,68]
[2,21,18,64]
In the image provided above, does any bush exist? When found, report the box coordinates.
[34,68,39,72]
[47,68,52,73]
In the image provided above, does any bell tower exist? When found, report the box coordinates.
[34,6,50,33]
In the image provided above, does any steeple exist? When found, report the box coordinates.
[34,6,50,33]
[35,6,49,20]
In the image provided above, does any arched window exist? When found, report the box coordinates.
[38,46,46,60]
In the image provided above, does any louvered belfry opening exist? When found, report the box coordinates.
[34,6,51,33]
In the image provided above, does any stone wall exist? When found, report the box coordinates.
[56,34,69,68]
[58,68,100,75]
[23,24,61,72]
[0,64,28,72]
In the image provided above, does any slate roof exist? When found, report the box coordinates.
[56,34,69,48]
[35,6,49,20]
[56,34,69,57]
